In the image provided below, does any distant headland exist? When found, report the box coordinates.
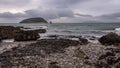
[19,17,48,23]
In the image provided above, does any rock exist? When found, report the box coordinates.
[74,47,86,59]
[0,35,1,42]
[35,39,80,54]
[99,32,120,45]
[48,35,59,38]
[0,26,46,41]
[95,61,111,68]
[97,50,120,68]
[0,26,21,39]
[116,62,120,68]
[105,48,120,53]
[14,30,40,41]
[79,37,88,45]
[48,62,61,68]
[106,56,116,65]
[89,36,96,40]
[20,17,48,23]
[98,52,115,60]
[116,57,120,63]
[0,39,80,58]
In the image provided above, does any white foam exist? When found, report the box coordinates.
[115,27,120,31]
[1,39,14,43]
[115,27,120,35]
[21,26,48,31]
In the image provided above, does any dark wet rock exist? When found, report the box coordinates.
[116,57,120,63]
[2,39,80,56]
[20,17,48,23]
[97,50,120,68]
[14,30,40,41]
[98,52,115,60]
[48,35,59,38]
[0,26,47,41]
[0,37,1,42]
[99,32,120,45]
[48,62,61,68]
[79,37,88,45]
[89,36,96,40]
[46,35,88,45]
[106,56,117,65]
[34,39,80,54]
[105,52,116,56]
[95,61,111,68]
[105,48,120,53]
[84,60,91,65]
[0,26,21,39]
[116,63,120,68]
[85,56,89,59]
[68,35,82,38]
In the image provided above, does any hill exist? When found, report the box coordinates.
[20,17,48,23]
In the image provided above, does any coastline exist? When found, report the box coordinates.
[0,25,120,68]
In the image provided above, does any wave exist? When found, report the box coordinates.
[115,27,120,31]
[21,25,48,31]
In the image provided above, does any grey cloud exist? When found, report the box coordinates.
[25,8,74,20]
[37,0,89,8]
[0,0,31,6]
[0,12,26,18]
[99,12,120,19]
[1,0,120,23]
[75,13,93,17]
[0,8,74,20]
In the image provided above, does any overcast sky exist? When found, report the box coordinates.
[0,0,120,23]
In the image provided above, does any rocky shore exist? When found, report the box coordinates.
[0,26,46,42]
[0,27,120,68]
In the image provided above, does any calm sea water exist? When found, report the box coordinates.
[0,23,120,38]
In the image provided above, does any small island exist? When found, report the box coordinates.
[19,17,48,23]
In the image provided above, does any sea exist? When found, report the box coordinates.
[1,23,120,39]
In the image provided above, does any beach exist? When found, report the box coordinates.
[0,23,120,68]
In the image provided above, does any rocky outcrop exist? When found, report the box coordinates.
[79,37,88,45]
[14,30,40,41]
[0,26,46,41]
[20,17,48,23]
[0,39,81,67]
[96,48,120,68]
[0,26,21,39]
[99,32,120,45]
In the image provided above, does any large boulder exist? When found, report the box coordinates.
[0,26,21,39]
[20,17,48,23]
[79,37,88,45]
[99,32,120,45]
[0,26,46,41]
[14,30,40,41]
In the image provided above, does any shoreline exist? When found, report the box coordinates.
[0,25,120,68]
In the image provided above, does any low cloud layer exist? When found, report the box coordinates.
[0,0,120,23]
